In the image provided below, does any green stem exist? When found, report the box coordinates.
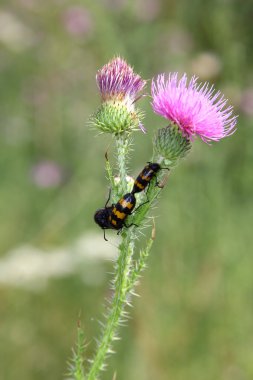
[86,232,134,380]
[86,133,133,380]
[86,154,170,378]
[115,133,130,195]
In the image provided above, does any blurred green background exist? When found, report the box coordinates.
[1,0,253,379]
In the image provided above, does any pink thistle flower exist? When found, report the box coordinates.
[96,57,146,108]
[151,73,237,143]
[94,57,146,133]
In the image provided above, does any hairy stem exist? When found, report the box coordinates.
[115,133,130,195]
[86,133,133,380]
[86,232,134,380]
[85,140,167,380]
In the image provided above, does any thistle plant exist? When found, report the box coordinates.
[68,57,237,380]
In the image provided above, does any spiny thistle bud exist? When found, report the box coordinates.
[91,101,142,134]
[90,57,146,135]
[153,124,191,167]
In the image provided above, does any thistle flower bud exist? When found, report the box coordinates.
[91,57,146,135]
[91,101,143,135]
[153,124,191,167]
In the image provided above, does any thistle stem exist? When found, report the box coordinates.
[86,134,133,380]
[115,134,130,195]
[86,232,134,380]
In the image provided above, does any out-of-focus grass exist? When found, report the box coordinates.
[0,0,253,379]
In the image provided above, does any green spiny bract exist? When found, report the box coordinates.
[90,101,143,135]
[154,124,191,167]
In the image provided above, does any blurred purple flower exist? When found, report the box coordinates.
[240,88,253,117]
[63,7,93,37]
[102,0,127,11]
[134,0,161,22]
[166,27,193,55]
[31,160,65,188]
[151,73,237,143]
